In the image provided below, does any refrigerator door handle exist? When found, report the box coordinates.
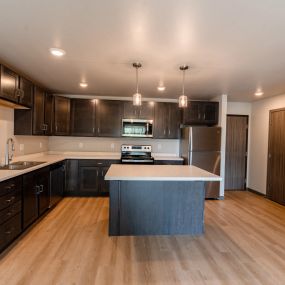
[189,151,193,165]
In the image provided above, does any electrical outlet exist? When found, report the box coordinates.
[39,142,43,149]
[20,144,24,151]
[79,142,84,149]
[111,143,115,150]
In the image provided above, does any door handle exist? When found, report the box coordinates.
[101,170,104,176]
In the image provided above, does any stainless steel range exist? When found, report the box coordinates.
[121,145,154,164]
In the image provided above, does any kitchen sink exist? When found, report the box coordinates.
[0,161,46,170]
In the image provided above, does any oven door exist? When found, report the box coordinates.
[122,119,153,137]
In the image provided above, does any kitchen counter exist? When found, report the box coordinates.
[0,152,184,182]
[105,164,221,181]
[107,164,221,236]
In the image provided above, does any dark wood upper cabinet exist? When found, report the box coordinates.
[154,103,181,139]
[182,101,219,126]
[33,86,46,135]
[54,96,70,136]
[18,77,33,108]
[95,100,123,137]
[0,65,19,103]
[14,87,53,135]
[71,99,95,136]
[123,101,154,120]
[44,94,54,135]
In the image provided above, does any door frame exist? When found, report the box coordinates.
[225,114,249,190]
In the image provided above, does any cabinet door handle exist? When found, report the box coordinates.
[41,124,45,131]
[101,170,104,176]
[164,129,166,135]
[5,184,15,191]
[93,127,95,133]
[96,170,99,176]
[97,128,100,134]
[168,129,171,135]
[35,185,40,195]
[39,185,44,193]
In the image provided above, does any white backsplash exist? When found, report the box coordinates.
[0,105,49,164]
[48,136,180,155]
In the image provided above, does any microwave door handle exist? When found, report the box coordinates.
[146,123,149,134]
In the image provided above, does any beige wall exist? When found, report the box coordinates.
[48,136,180,155]
[0,105,48,164]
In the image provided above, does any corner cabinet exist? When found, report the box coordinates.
[182,101,219,126]
[95,100,123,137]
[154,103,181,139]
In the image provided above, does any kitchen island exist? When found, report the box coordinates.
[105,164,221,236]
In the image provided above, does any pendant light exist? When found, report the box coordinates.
[178,65,189,108]
[133,62,142,106]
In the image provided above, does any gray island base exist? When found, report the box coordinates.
[105,165,221,236]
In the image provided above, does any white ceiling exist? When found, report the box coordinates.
[0,0,285,102]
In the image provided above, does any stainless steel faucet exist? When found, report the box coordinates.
[5,138,15,165]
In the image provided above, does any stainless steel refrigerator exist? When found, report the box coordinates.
[180,126,221,198]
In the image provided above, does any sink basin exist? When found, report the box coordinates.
[0,161,46,170]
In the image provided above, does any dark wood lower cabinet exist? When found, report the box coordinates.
[0,177,22,252]
[154,160,183,165]
[65,159,120,196]
[23,167,50,229]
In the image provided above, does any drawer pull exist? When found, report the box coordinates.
[6,212,12,217]
[6,197,15,203]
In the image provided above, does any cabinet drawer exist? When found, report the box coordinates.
[0,190,21,211]
[0,177,22,197]
[0,213,22,251]
[0,201,21,225]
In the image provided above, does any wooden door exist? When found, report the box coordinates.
[44,94,54,135]
[123,101,138,119]
[33,86,45,135]
[23,172,38,229]
[54,96,70,135]
[139,102,154,120]
[267,109,285,205]
[225,115,248,190]
[154,102,168,138]
[37,168,50,215]
[0,65,19,103]
[96,100,123,137]
[182,101,201,125]
[71,99,95,136]
[167,103,181,139]
[19,77,33,107]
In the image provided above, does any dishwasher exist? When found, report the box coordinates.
[49,162,65,208]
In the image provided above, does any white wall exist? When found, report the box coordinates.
[0,105,49,164]
[48,136,180,155]
[248,94,285,194]
[227,102,252,188]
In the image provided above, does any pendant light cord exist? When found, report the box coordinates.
[136,67,139,94]
[182,69,185,95]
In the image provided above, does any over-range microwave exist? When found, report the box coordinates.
[122,119,153,138]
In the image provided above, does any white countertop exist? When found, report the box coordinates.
[0,152,184,182]
[105,164,222,181]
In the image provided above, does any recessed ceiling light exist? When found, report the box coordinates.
[255,89,264,96]
[79,82,88,88]
[157,86,165,92]
[49,48,66,57]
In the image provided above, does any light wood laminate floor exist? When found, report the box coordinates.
[0,191,285,285]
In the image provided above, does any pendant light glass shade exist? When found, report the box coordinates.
[178,65,189,108]
[133,92,142,106]
[178,95,188,108]
[132,62,142,106]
